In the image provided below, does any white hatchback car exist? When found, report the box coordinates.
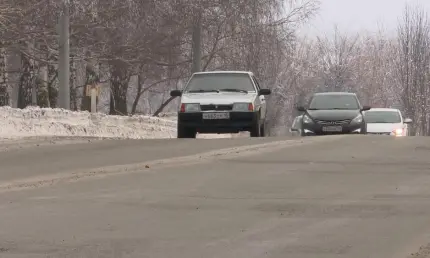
[363,108,412,136]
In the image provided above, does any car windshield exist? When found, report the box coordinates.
[308,94,359,110]
[364,111,402,123]
[184,73,256,93]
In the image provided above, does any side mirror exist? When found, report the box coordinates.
[258,88,271,95]
[404,118,412,124]
[170,89,182,97]
[361,105,371,111]
[296,106,306,112]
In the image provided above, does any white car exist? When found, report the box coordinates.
[363,108,412,136]
[170,71,271,138]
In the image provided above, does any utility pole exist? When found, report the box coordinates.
[58,0,70,109]
[191,14,201,73]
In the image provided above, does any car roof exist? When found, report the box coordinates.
[312,92,357,96]
[193,71,254,76]
[366,108,400,112]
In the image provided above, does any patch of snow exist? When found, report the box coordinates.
[0,106,176,139]
[0,107,245,139]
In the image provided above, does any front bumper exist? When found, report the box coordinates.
[302,121,363,135]
[367,132,405,136]
[178,111,258,133]
[367,132,391,135]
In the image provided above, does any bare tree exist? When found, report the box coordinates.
[395,5,430,135]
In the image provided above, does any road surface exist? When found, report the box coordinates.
[0,135,430,258]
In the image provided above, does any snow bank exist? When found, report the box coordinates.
[0,106,245,139]
[0,106,176,139]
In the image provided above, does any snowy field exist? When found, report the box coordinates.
[0,106,247,140]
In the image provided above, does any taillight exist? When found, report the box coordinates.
[180,103,185,112]
[248,103,253,111]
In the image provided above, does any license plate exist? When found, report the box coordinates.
[202,112,230,120]
[322,126,342,132]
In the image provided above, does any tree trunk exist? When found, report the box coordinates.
[153,96,176,117]
[131,74,144,115]
[38,62,49,107]
[36,42,49,107]
[0,44,9,106]
[81,60,99,111]
[47,50,58,108]
[109,60,129,115]
[17,53,34,108]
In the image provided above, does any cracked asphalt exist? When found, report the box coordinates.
[0,135,430,258]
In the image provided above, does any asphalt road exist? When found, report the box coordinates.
[1,135,430,258]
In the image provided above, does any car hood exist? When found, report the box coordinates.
[181,92,256,105]
[306,109,360,120]
[367,123,403,133]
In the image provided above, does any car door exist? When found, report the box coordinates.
[251,76,266,119]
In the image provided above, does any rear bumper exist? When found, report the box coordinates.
[178,111,258,133]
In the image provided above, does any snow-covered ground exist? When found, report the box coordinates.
[0,106,246,139]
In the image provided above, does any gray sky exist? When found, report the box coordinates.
[299,0,430,37]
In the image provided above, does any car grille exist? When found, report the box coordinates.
[315,119,351,125]
[200,104,233,111]
[368,132,391,135]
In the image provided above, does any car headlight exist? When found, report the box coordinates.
[392,128,403,136]
[180,103,200,112]
[352,114,363,123]
[233,102,253,111]
[302,115,312,123]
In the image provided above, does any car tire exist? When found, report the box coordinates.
[250,114,261,137]
[177,124,196,138]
